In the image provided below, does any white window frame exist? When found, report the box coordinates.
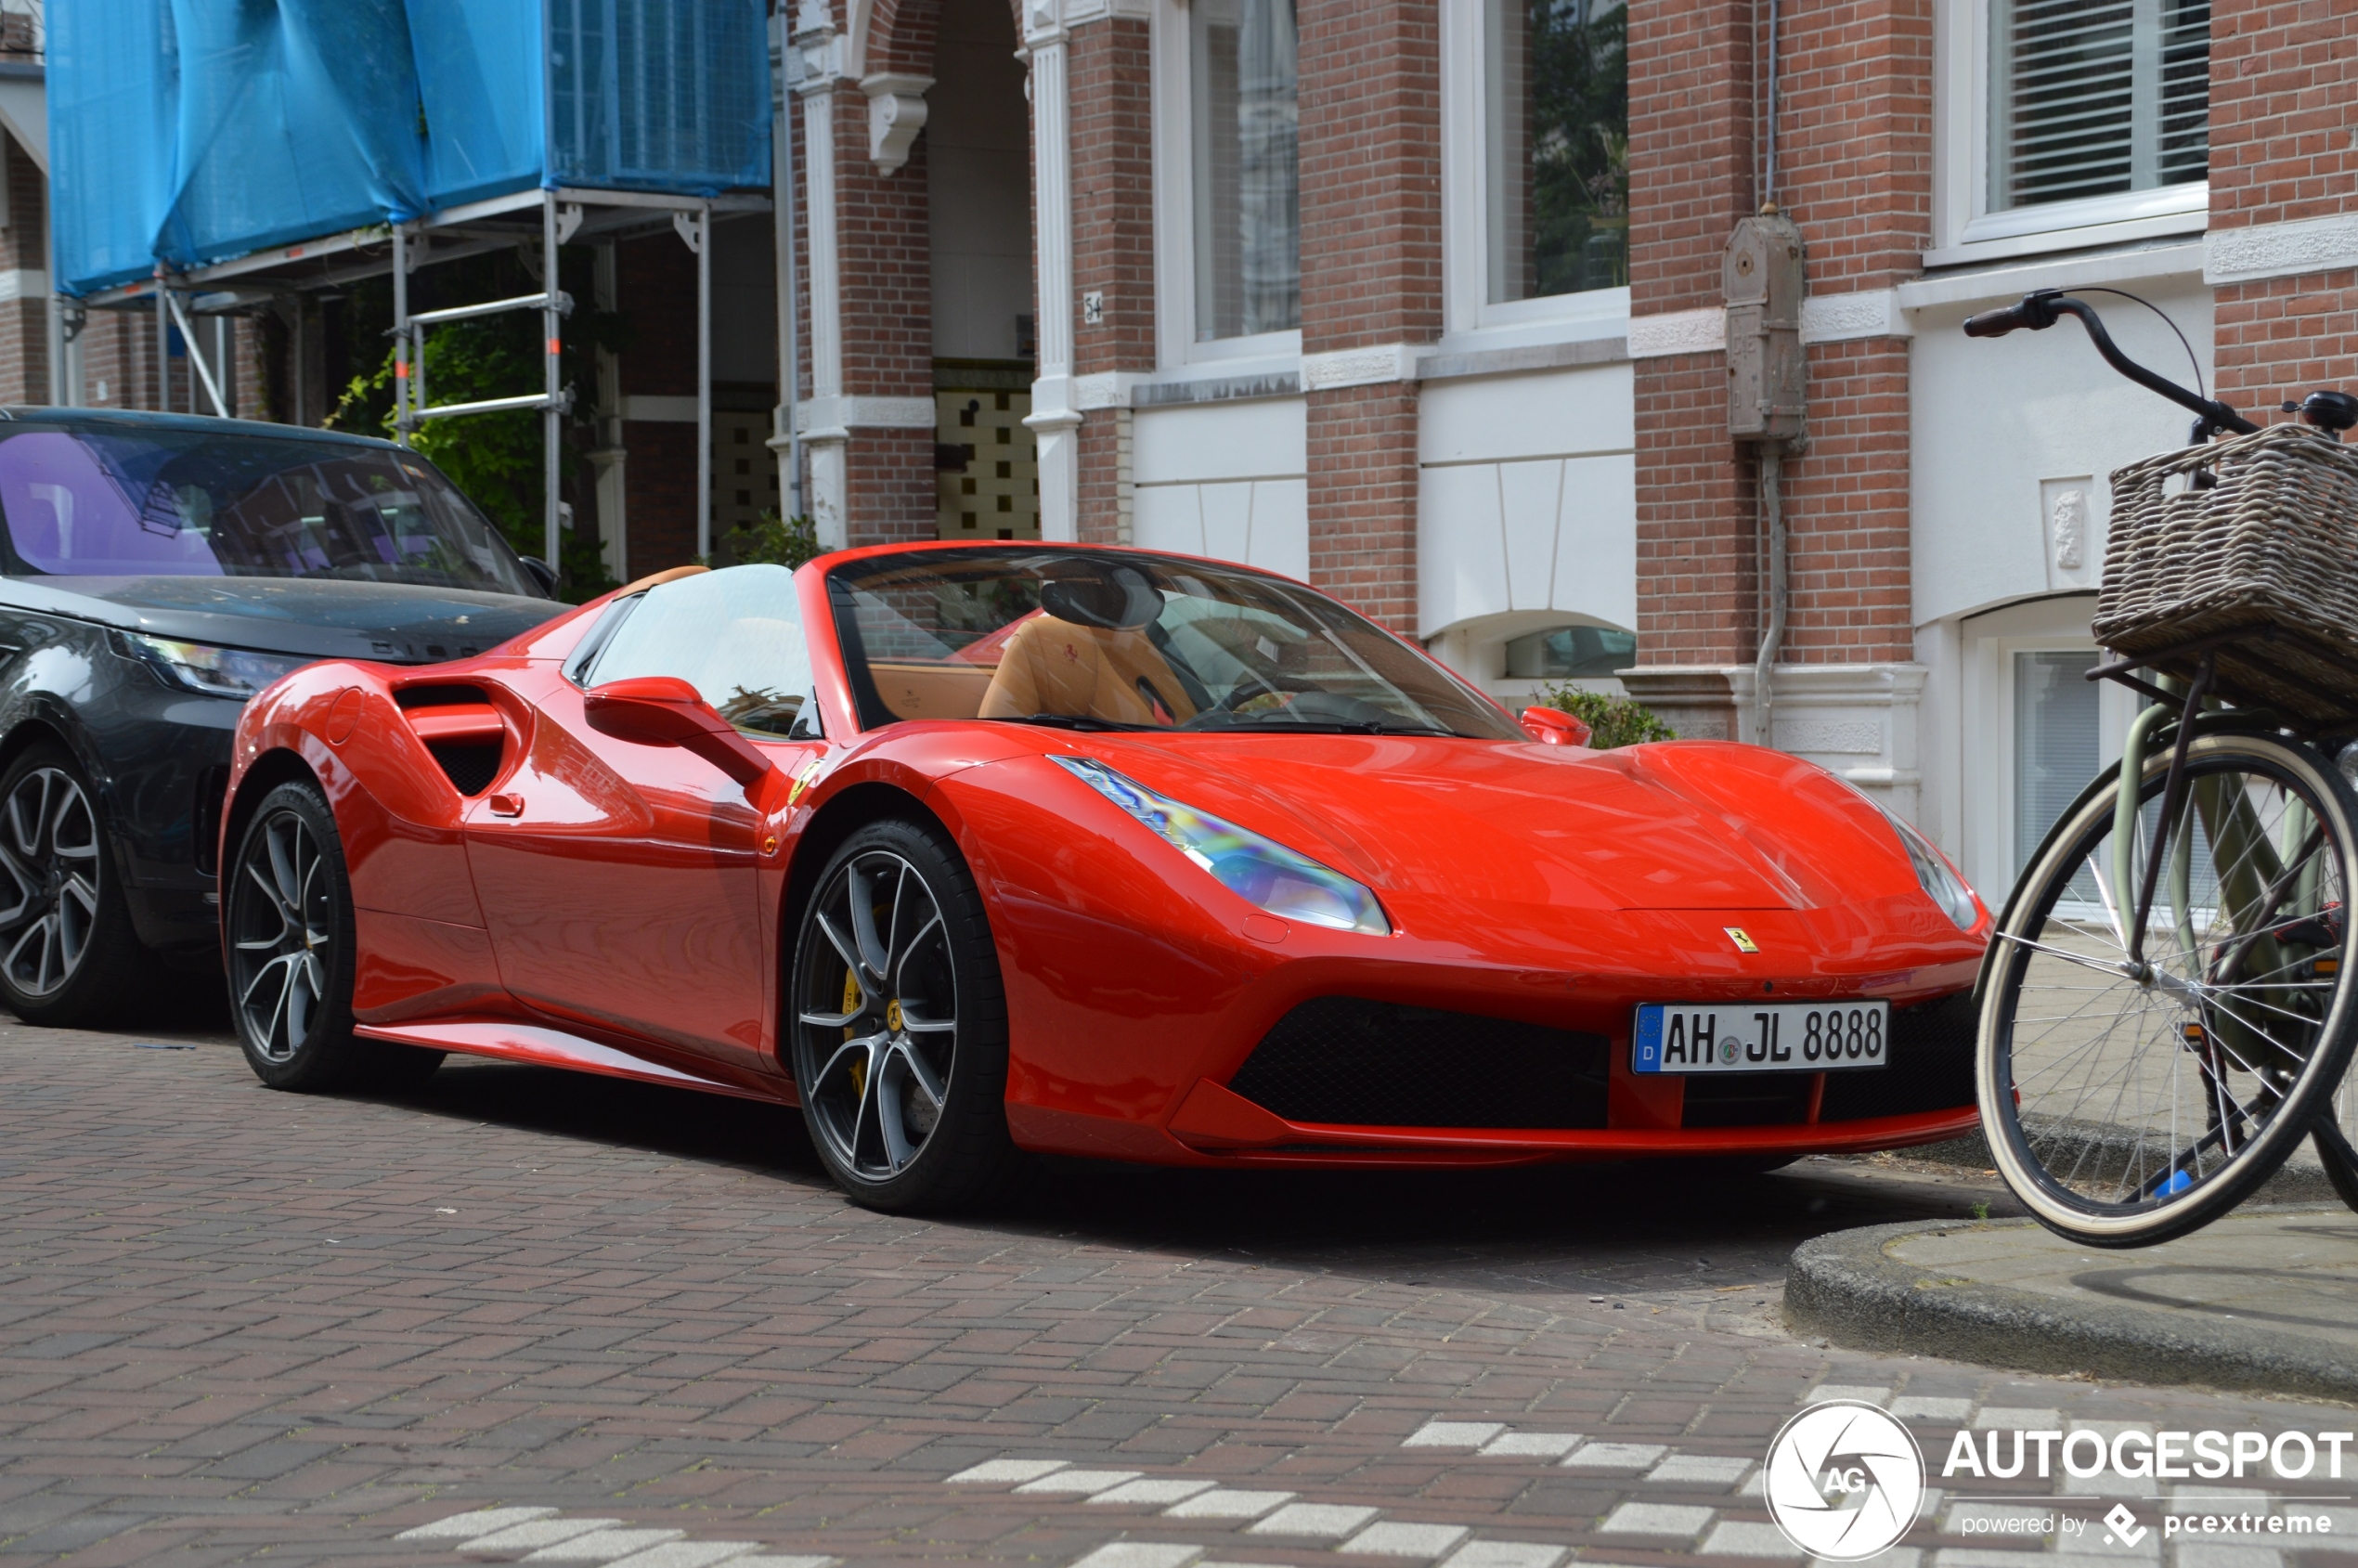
[1438,0,1628,346]
[1958,597,2137,907]
[1151,0,1304,371]
[1927,0,2207,269]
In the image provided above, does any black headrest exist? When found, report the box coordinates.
[1039,564,1164,630]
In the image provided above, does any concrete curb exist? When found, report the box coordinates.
[1785,1212,2358,1404]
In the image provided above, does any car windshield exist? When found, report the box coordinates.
[0,424,540,595]
[826,547,1523,740]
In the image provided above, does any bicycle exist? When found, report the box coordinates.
[1965,288,2358,1246]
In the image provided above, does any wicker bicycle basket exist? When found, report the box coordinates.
[2093,423,2358,726]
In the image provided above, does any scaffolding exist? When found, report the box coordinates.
[76,184,766,568]
[48,0,774,571]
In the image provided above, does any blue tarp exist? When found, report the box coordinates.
[52,0,770,296]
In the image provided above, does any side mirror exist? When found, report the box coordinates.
[519,555,560,597]
[585,675,777,790]
[1519,706,1593,747]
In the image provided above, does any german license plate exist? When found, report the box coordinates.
[1632,1000,1890,1073]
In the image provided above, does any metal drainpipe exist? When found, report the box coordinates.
[1754,443,1785,747]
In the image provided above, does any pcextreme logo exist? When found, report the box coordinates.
[1764,1401,1926,1561]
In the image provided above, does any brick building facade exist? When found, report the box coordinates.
[10,0,2354,905]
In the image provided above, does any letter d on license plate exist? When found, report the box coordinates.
[1631,1000,1889,1073]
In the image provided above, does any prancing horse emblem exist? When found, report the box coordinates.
[1724,927,1759,953]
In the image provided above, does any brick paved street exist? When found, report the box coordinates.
[2,1021,2351,1568]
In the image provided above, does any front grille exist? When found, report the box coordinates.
[1226,996,1609,1129]
[1819,989,1977,1121]
[1683,1071,1816,1128]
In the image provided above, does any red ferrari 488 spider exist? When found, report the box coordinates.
[223,544,1989,1210]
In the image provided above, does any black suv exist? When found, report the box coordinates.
[0,409,564,1024]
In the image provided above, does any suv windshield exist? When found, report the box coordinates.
[0,424,541,595]
[826,547,1522,740]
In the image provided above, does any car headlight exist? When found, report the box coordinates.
[1875,799,1982,931]
[120,633,311,700]
[1052,755,1390,936]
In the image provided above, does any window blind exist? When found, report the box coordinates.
[1990,0,2208,211]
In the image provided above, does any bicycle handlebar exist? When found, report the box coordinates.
[1963,290,2260,437]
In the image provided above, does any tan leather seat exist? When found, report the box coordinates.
[978,614,1198,726]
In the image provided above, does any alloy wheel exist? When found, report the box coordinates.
[230,810,335,1063]
[0,767,103,998]
[796,849,960,1181]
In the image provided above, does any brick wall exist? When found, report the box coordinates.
[2209,0,2358,414]
[1070,16,1153,546]
[1628,0,1755,666]
[1297,0,1441,628]
[830,83,936,545]
[0,137,44,405]
[1628,0,1928,670]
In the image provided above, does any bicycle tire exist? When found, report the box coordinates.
[2314,1115,2358,1213]
[1977,730,2358,1246]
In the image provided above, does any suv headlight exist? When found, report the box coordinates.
[1875,799,1982,931]
[121,633,310,700]
[1052,755,1391,936]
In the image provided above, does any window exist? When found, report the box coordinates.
[1503,624,1635,680]
[2012,650,2099,877]
[1191,0,1299,341]
[589,564,818,738]
[1989,0,2207,213]
[1486,0,1627,301]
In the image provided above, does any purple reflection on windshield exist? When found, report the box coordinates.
[0,432,224,576]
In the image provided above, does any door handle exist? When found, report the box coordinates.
[487,793,525,817]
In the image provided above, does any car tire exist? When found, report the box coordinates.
[0,742,145,1028]
[789,816,1019,1212]
[227,780,441,1092]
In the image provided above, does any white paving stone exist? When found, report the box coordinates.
[1248,1503,1380,1538]
[525,1518,688,1556]
[1437,1544,1566,1568]
[727,1559,837,1568]
[1937,1554,2112,1568]
[1341,1523,1469,1558]
[1072,1547,1205,1568]
[2170,1489,2274,1510]
[1089,1480,1220,1507]
[1698,1520,1801,1558]
[1891,1397,1972,1422]
[1404,1422,1507,1449]
[1600,1502,1715,1539]
[602,1545,759,1568]
[950,1459,1069,1484]
[1562,1442,1671,1471]
[1649,1455,1756,1487]
[1973,1407,2062,1431]
[1479,1432,1584,1458]
[1164,1490,1297,1521]
[465,1519,625,1553]
[1810,1386,1892,1406]
[524,1530,690,1562]
[399,1510,564,1543]
[1017,1470,1144,1496]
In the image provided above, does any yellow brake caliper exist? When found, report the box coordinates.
[842,971,867,1096]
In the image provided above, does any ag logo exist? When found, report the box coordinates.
[1764,1400,1924,1561]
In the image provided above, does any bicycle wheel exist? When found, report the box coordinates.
[1978,729,2358,1246]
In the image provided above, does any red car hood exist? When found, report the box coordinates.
[1069,732,1924,916]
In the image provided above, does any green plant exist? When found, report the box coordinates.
[714,511,822,570]
[1535,683,1677,749]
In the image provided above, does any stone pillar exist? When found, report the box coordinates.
[1295,0,1441,631]
[1023,0,1082,542]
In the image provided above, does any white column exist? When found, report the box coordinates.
[793,5,849,549]
[1022,0,1081,542]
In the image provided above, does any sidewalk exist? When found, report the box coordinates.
[1788,1205,2358,1402]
